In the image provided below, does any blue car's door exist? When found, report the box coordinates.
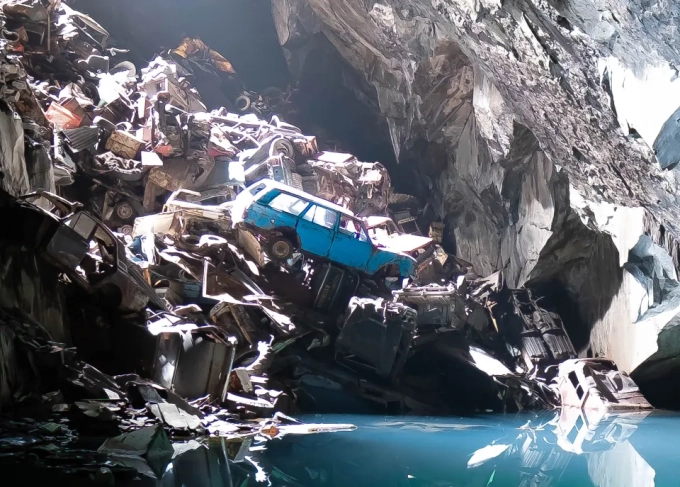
[328,215,374,272]
[296,204,337,258]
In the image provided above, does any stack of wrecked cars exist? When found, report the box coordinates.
[6,190,164,312]
[0,0,654,483]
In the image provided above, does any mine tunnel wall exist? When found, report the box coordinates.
[0,105,67,407]
[0,104,67,343]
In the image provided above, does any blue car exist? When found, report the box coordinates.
[231,180,424,279]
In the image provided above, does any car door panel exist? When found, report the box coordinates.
[45,223,89,270]
[248,194,300,231]
[261,191,309,231]
[248,201,294,231]
[329,232,373,272]
[329,218,374,272]
[296,205,335,258]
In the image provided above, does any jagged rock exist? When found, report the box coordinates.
[269,0,680,396]
[591,235,680,379]
[0,108,30,196]
[8,0,680,401]
[271,0,680,265]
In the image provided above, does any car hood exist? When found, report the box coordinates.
[230,191,255,224]
[374,233,433,253]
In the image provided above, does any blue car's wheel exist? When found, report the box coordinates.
[268,236,294,261]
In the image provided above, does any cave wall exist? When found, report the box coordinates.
[0,103,66,345]
[272,0,680,214]
[0,244,67,344]
[272,0,622,287]
[271,0,680,262]
[270,0,680,391]
[0,107,30,196]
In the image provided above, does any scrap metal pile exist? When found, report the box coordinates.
[0,0,654,482]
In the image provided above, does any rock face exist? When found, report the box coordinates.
[0,107,64,343]
[270,0,680,400]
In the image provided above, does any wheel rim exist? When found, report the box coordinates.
[272,241,291,259]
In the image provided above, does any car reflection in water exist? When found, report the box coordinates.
[157,408,680,487]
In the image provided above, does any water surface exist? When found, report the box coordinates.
[166,411,680,487]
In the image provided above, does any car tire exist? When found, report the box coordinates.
[268,236,294,261]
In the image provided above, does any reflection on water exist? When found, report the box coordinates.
[160,409,680,487]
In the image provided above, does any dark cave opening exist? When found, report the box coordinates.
[529,279,592,354]
[281,34,398,172]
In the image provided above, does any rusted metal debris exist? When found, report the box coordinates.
[555,359,653,412]
[0,0,654,481]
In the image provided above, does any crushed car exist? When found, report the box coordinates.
[133,189,233,239]
[231,179,420,280]
[554,358,653,412]
[7,191,165,312]
[363,216,436,276]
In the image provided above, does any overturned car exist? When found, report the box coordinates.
[555,359,653,412]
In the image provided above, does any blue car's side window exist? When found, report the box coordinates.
[338,215,369,242]
[268,192,308,216]
[303,205,338,229]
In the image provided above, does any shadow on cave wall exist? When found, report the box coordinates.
[634,363,680,409]
[282,35,400,179]
[527,191,624,355]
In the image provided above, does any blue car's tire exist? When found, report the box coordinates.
[268,236,294,261]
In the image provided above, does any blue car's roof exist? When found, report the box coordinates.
[250,179,356,217]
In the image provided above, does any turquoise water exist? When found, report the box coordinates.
[165,411,680,487]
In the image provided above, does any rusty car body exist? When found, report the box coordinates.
[14,191,165,312]
[363,216,436,275]
[555,358,653,412]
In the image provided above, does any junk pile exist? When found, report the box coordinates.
[0,0,653,482]
[0,304,355,482]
